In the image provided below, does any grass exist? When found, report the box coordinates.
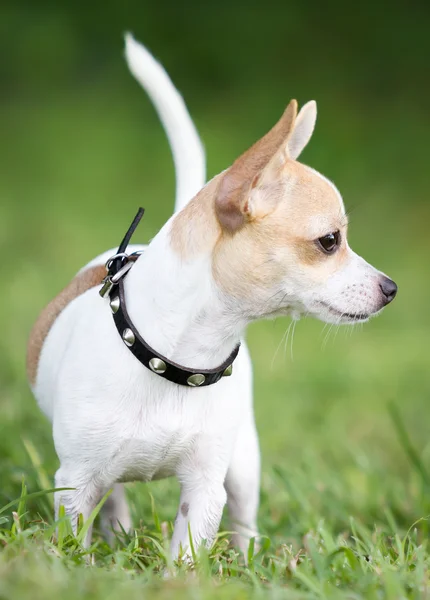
[1,26,430,597]
[1,467,430,599]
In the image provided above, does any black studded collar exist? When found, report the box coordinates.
[99,208,240,387]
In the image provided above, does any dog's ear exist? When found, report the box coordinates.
[286,100,317,160]
[216,100,298,232]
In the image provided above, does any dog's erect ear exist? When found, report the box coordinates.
[286,100,317,160]
[216,100,298,232]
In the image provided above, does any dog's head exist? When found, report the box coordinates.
[209,100,397,324]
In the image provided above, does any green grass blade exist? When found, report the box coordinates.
[22,439,53,497]
[388,402,430,487]
[187,522,197,563]
[247,536,255,570]
[76,488,112,545]
[17,478,28,519]
[0,488,74,516]
[149,493,161,533]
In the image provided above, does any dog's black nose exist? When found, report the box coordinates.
[379,277,398,304]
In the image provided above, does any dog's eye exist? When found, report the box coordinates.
[317,231,340,254]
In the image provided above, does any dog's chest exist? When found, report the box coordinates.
[94,380,235,484]
[112,421,197,483]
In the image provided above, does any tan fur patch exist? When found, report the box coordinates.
[212,159,349,300]
[215,100,298,231]
[26,264,106,386]
[170,174,223,257]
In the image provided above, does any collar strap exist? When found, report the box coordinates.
[99,208,240,387]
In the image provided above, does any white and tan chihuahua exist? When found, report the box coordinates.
[26,35,397,559]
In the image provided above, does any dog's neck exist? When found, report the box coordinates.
[124,188,246,370]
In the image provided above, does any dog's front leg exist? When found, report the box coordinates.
[55,465,107,548]
[225,415,261,555]
[170,448,228,561]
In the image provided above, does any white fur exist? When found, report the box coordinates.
[34,38,258,558]
[125,34,206,211]
[32,37,394,561]
[36,237,258,553]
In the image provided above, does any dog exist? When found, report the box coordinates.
[26,34,397,559]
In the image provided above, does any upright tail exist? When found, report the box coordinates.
[124,33,206,212]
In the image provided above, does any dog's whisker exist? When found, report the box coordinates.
[332,312,345,342]
[283,320,294,361]
[289,319,297,361]
[321,319,332,348]
[322,321,337,349]
[271,325,290,370]
[321,322,329,337]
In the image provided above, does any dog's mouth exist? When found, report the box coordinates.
[317,301,370,323]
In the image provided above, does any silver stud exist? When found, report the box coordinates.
[149,357,167,374]
[187,373,206,387]
[223,364,233,377]
[122,328,135,347]
[110,296,120,314]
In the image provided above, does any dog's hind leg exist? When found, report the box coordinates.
[225,416,261,555]
[100,483,132,543]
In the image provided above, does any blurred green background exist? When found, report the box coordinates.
[1,0,430,545]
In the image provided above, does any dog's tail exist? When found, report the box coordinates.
[124,33,206,212]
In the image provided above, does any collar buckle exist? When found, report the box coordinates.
[99,250,144,298]
[99,276,114,298]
